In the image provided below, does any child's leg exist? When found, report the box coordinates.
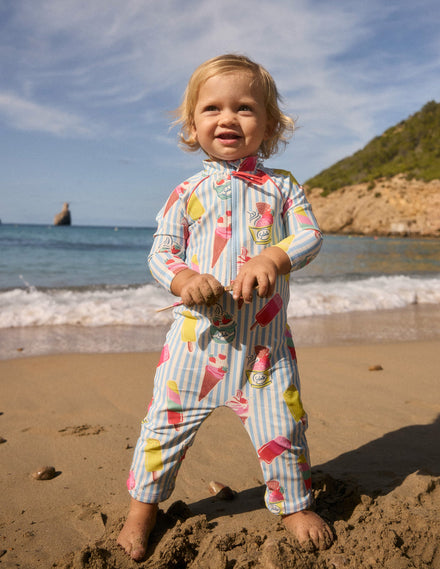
[243,358,333,550]
[117,499,158,562]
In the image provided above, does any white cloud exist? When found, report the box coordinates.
[0,92,95,136]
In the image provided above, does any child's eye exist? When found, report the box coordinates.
[204,105,219,112]
[238,105,253,112]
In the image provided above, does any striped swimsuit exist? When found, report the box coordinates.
[127,156,322,515]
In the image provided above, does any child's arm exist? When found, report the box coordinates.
[171,269,224,307]
[233,170,322,303]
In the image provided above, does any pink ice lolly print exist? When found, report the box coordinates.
[250,293,283,330]
[166,380,183,430]
[258,436,291,464]
[294,207,315,229]
[157,344,170,367]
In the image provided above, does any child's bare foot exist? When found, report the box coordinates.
[283,510,333,551]
[117,499,158,562]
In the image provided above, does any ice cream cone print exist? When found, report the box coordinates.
[167,380,183,430]
[181,310,197,352]
[283,385,306,424]
[163,183,186,216]
[250,294,283,330]
[187,192,205,221]
[199,354,227,401]
[211,211,232,268]
[226,390,249,424]
[298,453,312,492]
[144,438,163,481]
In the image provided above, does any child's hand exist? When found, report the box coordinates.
[171,269,224,307]
[232,247,291,304]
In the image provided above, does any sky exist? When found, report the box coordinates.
[0,0,439,227]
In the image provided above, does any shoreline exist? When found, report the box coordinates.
[0,340,439,568]
[1,303,440,360]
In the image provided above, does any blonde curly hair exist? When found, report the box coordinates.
[173,54,294,160]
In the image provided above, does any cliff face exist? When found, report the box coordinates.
[307,175,440,237]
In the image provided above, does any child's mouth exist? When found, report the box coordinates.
[217,132,240,142]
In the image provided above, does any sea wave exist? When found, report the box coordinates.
[1,275,439,329]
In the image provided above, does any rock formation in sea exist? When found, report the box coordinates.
[54,203,71,226]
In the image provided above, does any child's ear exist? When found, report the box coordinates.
[264,119,275,140]
[190,121,198,141]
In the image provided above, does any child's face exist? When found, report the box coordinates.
[191,72,271,162]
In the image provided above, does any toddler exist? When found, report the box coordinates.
[118,53,333,561]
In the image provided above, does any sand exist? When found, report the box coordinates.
[1,341,439,568]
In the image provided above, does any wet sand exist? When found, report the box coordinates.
[0,338,439,568]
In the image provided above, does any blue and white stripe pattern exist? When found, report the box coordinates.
[128,157,322,515]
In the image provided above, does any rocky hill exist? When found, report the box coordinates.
[305,101,440,237]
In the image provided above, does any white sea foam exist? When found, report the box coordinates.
[1,275,439,329]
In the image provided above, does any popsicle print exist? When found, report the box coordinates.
[298,453,312,492]
[294,206,316,230]
[284,325,297,360]
[250,293,283,330]
[283,385,306,424]
[190,254,200,272]
[166,380,183,430]
[211,211,232,268]
[144,438,164,481]
[258,435,291,464]
[181,310,197,352]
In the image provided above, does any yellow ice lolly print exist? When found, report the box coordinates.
[187,193,205,221]
[275,235,295,253]
[283,385,306,423]
[144,438,163,472]
[181,310,197,352]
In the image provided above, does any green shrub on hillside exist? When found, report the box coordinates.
[305,100,440,195]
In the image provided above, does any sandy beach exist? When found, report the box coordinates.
[1,339,439,568]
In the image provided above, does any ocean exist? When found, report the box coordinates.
[1,223,440,358]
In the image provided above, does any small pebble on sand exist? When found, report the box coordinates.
[208,481,235,500]
[32,466,57,480]
[368,364,383,371]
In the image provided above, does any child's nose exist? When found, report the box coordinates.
[219,110,237,126]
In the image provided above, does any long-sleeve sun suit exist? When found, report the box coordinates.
[127,156,323,515]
